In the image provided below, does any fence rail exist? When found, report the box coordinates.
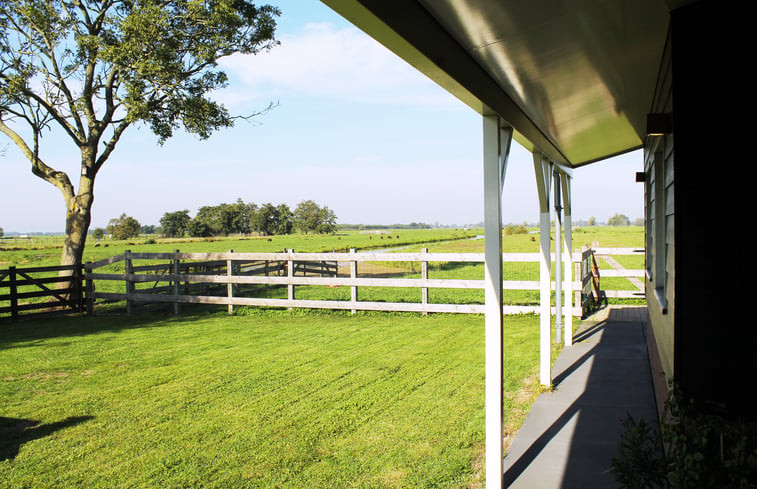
[2,247,644,321]
[83,248,644,317]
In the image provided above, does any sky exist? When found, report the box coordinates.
[0,0,643,234]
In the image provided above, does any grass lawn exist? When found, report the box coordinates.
[0,309,544,488]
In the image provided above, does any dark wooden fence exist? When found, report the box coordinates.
[0,264,84,322]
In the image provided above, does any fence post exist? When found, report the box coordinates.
[85,262,94,316]
[173,249,181,315]
[574,261,581,318]
[421,248,429,316]
[227,249,234,315]
[287,249,295,309]
[9,266,18,322]
[74,263,84,312]
[125,250,133,315]
[350,248,358,314]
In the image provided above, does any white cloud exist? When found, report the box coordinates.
[218,22,456,107]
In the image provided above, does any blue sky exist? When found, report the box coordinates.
[0,0,642,233]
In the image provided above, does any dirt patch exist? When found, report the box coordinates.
[467,369,542,488]
[503,371,541,454]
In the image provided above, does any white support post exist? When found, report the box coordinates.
[553,171,563,344]
[533,152,552,387]
[483,115,510,489]
[562,176,573,346]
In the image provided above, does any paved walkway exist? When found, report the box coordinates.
[502,305,657,488]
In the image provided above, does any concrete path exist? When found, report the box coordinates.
[502,305,657,488]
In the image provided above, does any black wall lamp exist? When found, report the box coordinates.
[646,113,672,136]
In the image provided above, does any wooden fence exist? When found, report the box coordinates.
[1,247,644,321]
[0,264,84,322]
[82,248,643,317]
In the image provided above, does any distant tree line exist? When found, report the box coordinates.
[580,214,641,226]
[159,199,337,238]
[339,222,433,230]
[89,200,337,240]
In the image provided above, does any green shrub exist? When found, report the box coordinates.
[611,382,757,489]
[504,224,528,235]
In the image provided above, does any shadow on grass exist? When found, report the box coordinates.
[0,416,94,461]
[0,303,225,348]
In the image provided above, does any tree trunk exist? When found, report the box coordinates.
[58,173,95,308]
[60,194,93,268]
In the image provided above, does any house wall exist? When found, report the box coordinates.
[644,24,674,416]
[646,0,753,419]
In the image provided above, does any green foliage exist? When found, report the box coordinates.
[339,222,433,230]
[160,209,191,237]
[608,213,631,226]
[1,0,280,144]
[107,213,140,240]
[188,199,258,236]
[294,200,338,234]
[613,414,668,489]
[92,228,105,240]
[251,202,293,236]
[611,383,757,489]
[0,0,280,265]
[588,216,596,226]
[186,218,214,238]
[0,225,3,237]
[504,224,529,235]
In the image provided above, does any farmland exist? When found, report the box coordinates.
[0,228,483,268]
[0,226,642,487]
[0,225,643,268]
[1,227,645,319]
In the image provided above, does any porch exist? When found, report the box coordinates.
[503,305,656,488]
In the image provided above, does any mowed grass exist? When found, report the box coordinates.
[0,309,542,488]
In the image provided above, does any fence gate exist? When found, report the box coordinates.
[0,264,84,322]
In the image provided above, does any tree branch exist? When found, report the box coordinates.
[0,117,75,202]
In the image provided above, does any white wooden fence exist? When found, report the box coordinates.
[84,248,644,317]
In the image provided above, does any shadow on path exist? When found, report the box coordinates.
[503,310,657,488]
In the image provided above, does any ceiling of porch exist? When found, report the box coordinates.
[322,0,677,168]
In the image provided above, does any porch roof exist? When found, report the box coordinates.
[322,0,680,168]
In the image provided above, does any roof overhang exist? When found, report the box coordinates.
[322,0,672,168]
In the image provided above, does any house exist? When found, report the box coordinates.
[321,0,752,486]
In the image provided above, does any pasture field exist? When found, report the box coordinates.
[254,225,644,307]
[0,227,642,485]
[0,229,482,268]
[0,225,643,268]
[0,309,546,488]
[1,226,644,316]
